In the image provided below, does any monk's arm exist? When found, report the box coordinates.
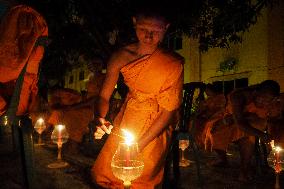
[138,107,175,152]
[231,92,267,138]
[94,53,121,119]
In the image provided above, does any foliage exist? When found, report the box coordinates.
[219,57,238,73]
[25,0,277,84]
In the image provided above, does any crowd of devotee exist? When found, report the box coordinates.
[193,80,284,182]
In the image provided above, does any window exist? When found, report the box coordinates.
[69,75,74,84]
[212,78,248,95]
[79,71,84,80]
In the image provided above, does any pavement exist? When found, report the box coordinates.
[0,132,283,189]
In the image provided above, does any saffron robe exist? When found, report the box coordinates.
[91,48,184,189]
[0,5,48,116]
[205,94,270,151]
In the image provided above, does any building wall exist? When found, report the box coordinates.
[200,9,268,86]
[177,4,284,93]
[176,36,200,83]
[64,63,90,92]
[267,1,284,91]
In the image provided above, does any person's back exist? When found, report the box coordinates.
[0,5,48,116]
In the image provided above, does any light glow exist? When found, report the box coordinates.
[275,146,282,153]
[121,129,134,146]
[57,124,65,132]
[37,117,44,124]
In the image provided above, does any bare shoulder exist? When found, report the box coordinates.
[108,44,138,70]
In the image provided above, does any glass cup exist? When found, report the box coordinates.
[111,142,144,188]
[47,124,69,169]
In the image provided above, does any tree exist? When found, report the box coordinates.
[26,0,277,84]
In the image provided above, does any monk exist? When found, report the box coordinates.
[205,80,280,182]
[193,83,226,149]
[91,8,184,189]
[0,5,48,116]
[47,55,108,152]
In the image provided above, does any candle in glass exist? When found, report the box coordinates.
[48,124,69,169]
[274,146,282,173]
[122,129,134,166]
[273,145,282,189]
[111,129,144,188]
[34,117,46,145]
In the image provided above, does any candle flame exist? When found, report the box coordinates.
[57,124,65,132]
[275,146,282,153]
[37,118,44,124]
[3,116,8,126]
[121,129,134,146]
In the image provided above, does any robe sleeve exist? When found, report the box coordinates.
[157,62,183,111]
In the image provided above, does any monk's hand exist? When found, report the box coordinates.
[94,117,113,139]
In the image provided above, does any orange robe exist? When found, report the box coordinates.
[0,5,48,116]
[47,77,108,143]
[207,98,269,151]
[194,94,226,148]
[91,49,184,189]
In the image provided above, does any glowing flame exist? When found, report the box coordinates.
[57,124,65,132]
[37,118,44,124]
[121,129,134,146]
[275,146,282,153]
[3,116,8,126]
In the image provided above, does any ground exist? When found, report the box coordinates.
[0,132,283,189]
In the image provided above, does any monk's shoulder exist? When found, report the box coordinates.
[108,45,136,69]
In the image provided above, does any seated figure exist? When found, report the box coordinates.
[204,80,281,182]
[193,83,226,149]
[47,55,122,152]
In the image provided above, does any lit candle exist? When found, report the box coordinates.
[274,146,282,189]
[121,129,134,167]
[3,116,8,126]
[57,124,64,146]
[274,146,282,173]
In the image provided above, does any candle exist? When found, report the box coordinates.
[57,124,64,146]
[274,146,282,173]
[121,129,134,167]
[126,146,130,166]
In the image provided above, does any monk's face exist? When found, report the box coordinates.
[134,16,169,48]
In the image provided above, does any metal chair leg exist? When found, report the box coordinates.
[19,116,34,189]
[189,136,203,187]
